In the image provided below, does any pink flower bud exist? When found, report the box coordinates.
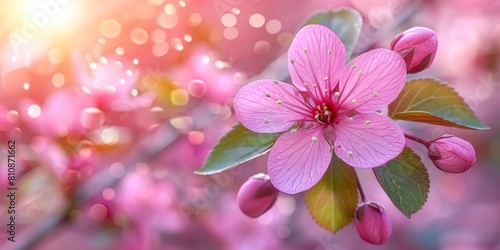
[354,202,392,245]
[237,173,279,218]
[428,134,476,173]
[391,27,438,73]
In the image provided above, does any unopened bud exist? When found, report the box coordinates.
[391,27,438,73]
[237,173,279,218]
[354,202,392,245]
[428,134,476,173]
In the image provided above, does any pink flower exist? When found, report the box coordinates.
[354,201,392,245]
[71,53,155,112]
[427,134,476,173]
[18,89,92,137]
[233,25,406,194]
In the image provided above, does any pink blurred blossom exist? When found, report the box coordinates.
[171,47,239,104]
[116,172,187,233]
[18,89,92,137]
[72,53,155,112]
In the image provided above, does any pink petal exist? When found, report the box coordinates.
[72,53,138,94]
[287,25,346,101]
[268,126,331,194]
[337,49,406,113]
[331,113,404,168]
[44,90,88,135]
[233,80,310,133]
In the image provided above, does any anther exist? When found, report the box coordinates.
[290,59,295,64]
[358,70,364,76]
[313,84,318,89]
[334,91,340,97]
[303,48,308,53]
[265,93,271,97]
[273,80,279,84]
[365,120,371,125]
[263,118,269,123]
[323,77,328,81]
[352,64,357,69]
[348,151,353,157]
[352,99,357,106]
[328,50,332,55]
[348,117,353,122]
[276,100,283,105]
[373,91,378,97]
[311,136,318,143]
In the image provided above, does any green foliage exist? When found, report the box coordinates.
[389,78,489,130]
[373,147,430,218]
[305,153,359,234]
[195,124,280,175]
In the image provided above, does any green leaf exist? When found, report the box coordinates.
[305,153,358,234]
[389,78,489,130]
[302,8,363,59]
[248,8,362,82]
[373,147,429,218]
[195,123,281,175]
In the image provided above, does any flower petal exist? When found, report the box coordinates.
[337,49,406,113]
[233,80,310,133]
[331,113,404,168]
[288,24,346,101]
[268,126,331,194]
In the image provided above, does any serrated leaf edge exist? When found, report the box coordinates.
[389,78,489,130]
[373,147,430,218]
[305,157,358,234]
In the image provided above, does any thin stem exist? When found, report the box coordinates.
[354,171,367,202]
[404,133,431,147]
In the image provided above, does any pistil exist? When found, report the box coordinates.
[314,103,333,124]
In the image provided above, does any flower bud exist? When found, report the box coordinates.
[390,27,438,73]
[428,134,476,173]
[237,173,279,218]
[354,202,392,245]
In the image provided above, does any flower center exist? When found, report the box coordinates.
[314,103,333,124]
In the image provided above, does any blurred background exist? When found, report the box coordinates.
[0,0,499,249]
